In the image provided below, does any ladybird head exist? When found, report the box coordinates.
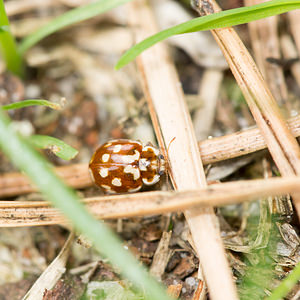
[140,145,165,186]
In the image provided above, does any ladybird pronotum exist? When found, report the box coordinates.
[89,139,165,193]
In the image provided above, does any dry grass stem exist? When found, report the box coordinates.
[150,231,172,280]
[1,115,300,198]
[22,231,74,300]
[245,0,288,108]
[280,34,300,88]
[129,1,238,298]
[1,177,300,227]
[192,280,204,300]
[193,69,223,140]
[199,115,300,165]
[5,0,57,16]
[0,163,92,198]
[288,10,300,53]
[197,0,300,215]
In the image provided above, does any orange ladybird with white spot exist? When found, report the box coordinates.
[89,139,165,193]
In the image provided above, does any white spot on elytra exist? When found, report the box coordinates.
[113,144,122,153]
[101,184,111,191]
[128,185,142,192]
[104,142,112,148]
[129,140,142,146]
[124,165,140,180]
[142,174,160,186]
[102,153,110,162]
[112,178,122,187]
[99,168,108,178]
[121,150,140,164]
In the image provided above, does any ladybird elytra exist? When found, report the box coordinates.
[89,139,165,193]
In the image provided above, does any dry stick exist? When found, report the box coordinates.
[129,1,238,299]
[1,115,300,198]
[196,0,300,215]
[1,177,300,227]
[0,163,91,198]
[199,115,300,164]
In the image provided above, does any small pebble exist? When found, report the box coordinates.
[185,276,196,287]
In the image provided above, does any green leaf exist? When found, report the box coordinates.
[0,108,173,300]
[266,261,300,300]
[0,1,23,77]
[115,0,300,69]
[28,135,78,160]
[18,0,133,55]
[0,25,9,32]
[2,99,62,110]
[83,281,142,300]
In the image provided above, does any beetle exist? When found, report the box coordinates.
[89,139,165,193]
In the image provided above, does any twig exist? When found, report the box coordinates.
[0,163,91,198]
[199,115,300,164]
[1,177,300,227]
[130,1,238,299]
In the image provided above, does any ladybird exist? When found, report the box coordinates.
[89,139,165,193]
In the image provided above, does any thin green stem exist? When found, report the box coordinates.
[0,108,172,300]
[2,99,61,110]
[18,0,132,55]
[266,262,300,300]
[0,1,23,77]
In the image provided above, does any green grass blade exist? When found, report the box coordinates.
[0,25,9,32]
[266,262,300,300]
[2,99,62,110]
[0,1,23,77]
[0,108,172,300]
[115,0,300,69]
[18,0,132,55]
[28,135,78,160]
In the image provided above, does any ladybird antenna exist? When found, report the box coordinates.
[167,136,176,155]
[164,137,176,189]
